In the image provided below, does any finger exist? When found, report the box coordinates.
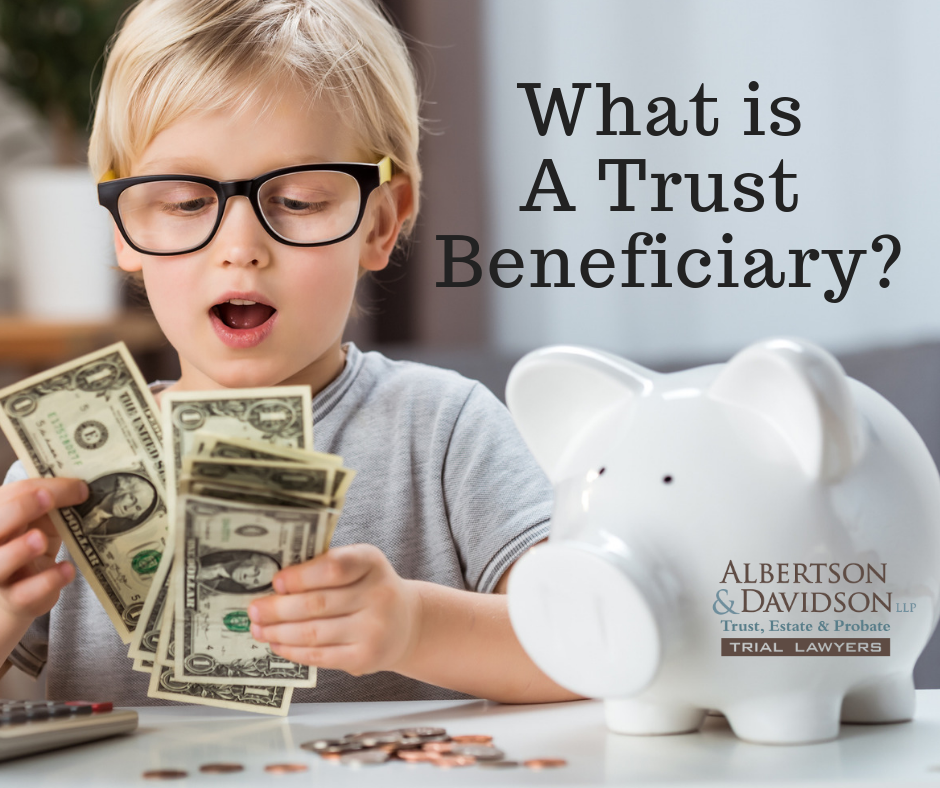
[30,514,61,547]
[268,642,362,672]
[0,530,48,584]
[252,615,352,648]
[7,552,56,586]
[0,477,88,509]
[4,561,74,618]
[0,488,55,542]
[248,586,363,625]
[273,545,381,595]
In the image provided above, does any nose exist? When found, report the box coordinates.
[212,194,272,268]
[507,541,666,698]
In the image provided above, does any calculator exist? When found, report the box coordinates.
[0,700,138,762]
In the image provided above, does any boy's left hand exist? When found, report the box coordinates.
[247,545,421,676]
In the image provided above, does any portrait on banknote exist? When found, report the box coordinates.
[196,549,281,594]
[75,472,159,536]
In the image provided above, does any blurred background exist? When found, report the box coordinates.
[1,0,940,689]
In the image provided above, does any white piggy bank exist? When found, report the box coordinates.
[506,338,940,745]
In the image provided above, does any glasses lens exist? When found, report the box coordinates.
[258,171,361,244]
[117,180,218,253]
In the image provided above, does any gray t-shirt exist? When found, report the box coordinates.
[3,343,552,703]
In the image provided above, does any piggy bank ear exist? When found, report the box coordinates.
[709,338,865,481]
[506,345,653,480]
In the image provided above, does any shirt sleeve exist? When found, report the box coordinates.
[3,461,28,485]
[2,461,50,677]
[441,384,553,594]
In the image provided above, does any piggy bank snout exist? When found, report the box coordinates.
[507,542,663,698]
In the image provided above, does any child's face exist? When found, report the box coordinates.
[115,81,410,392]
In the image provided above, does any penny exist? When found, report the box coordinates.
[142,769,188,780]
[452,734,492,744]
[433,755,476,768]
[524,758,568,769]
[340,749,391,766]
[422,741,453,753]
[397,750,436,762]
[319,752,342,761]
[478,760,520,769]
[199,763,244,774]
[264,763,309,774]
[450,744,505,760]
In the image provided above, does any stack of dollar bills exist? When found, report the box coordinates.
[0,343,353,716]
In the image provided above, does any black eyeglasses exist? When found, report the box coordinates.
[97,157,392,256]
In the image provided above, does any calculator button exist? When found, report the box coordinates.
[0,712,27,725]
[65,701,113,713]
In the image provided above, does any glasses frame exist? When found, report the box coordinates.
[97,156,392,256]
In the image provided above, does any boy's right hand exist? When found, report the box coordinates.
[0,478,87,624]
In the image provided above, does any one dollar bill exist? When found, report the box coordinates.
[173,495,327,687]
[0,343,168,643]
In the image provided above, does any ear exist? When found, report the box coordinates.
[709,337,865,481]
[113,224,142,272]
[506,346,654,481]
[359,173,413,272]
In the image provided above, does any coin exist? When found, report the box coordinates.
[433,755,476,768]
[340,749,391,766]
[320,742,366,754]
[402,733,450,744]
[319,752,342,761]
[265,763,309,774]
[524,758,568,769]
[422,741,453,753]
[397,750,436,762]
[142,769,188,780]
[199,763,244,774]
[300,738,346,751]
[356,732,404,746]
[478,760,521,769]
[400,726,447,738]
[452,734,492,744]
[450,744,505,760]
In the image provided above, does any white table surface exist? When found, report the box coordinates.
[7,691,940,786]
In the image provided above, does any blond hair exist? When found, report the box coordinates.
[89,0,421,233]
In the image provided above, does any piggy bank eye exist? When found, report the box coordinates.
[663,475,673,484]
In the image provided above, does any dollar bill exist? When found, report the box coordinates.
[181,457,333,502]
[193,432,340,466]
[0,343,167,643]
[173,495,325,687]
[148,583,292,713]
[163,386,314,515]
[191,433,355,540]
[128,387,313,662]
[177,480,323,509]
[148,663,293,716]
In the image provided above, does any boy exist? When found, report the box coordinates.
[0,0,576,705]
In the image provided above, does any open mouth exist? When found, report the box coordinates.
[211,299,277,330]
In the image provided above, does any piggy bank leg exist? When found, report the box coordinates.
[605,698,705,736]
[841,673,915,724]
[723,693,841,745]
